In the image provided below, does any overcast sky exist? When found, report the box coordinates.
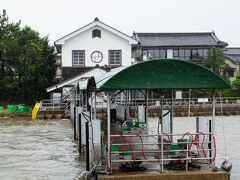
[1,0,239,46]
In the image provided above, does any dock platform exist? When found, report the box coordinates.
[99,170,229,180]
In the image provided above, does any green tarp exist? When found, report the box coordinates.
[95,59,231,90]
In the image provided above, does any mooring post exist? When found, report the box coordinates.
[74,106,76,141]
[86,121,90,171]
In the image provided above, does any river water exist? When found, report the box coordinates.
[0,117,239,179]
[0,119,82,180]
[148,116,239,180]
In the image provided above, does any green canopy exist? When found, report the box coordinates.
[95,59,231,90]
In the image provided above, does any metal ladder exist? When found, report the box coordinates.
[62,94,71,118]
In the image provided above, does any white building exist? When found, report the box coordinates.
[48,18,233,99]
[54,17,138,81]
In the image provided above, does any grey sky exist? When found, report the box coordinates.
[1,0,239,46]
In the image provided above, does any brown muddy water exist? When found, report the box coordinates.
[0,119,82,180]
[0,117,239,180]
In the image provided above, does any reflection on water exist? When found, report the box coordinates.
[148,116,240,180]
[0,119,83,180]
[0,116,239,180]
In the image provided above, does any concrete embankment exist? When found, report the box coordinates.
[36,104,240,119]
[130,104,240,117]
[37,110,65,119]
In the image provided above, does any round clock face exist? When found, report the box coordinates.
[91,51,103,63]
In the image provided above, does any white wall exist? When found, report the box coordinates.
[167,49,173,58]
[61,25,132,67]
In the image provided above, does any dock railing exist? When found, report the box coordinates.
[40,96,240,111]
[110,132,215,172]
[126,97,240,106]
[40,98,65,111]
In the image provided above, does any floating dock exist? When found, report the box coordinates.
[66,60,231,180]
[99,170,229,180]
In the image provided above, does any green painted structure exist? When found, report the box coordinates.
[94,59,231,90]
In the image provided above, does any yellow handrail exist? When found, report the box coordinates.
[32,103,40,120]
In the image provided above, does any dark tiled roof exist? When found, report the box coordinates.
[225,48,240,64]
[225,48,240,55]
[62,67,94,81]
[133,32,228,47]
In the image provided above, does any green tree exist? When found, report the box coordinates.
[0,10,57,104]
[15,27,57,102]
[204,47,225,75]
[233,75,240,88]
[0,10,21,101]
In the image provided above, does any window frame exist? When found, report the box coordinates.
[72,50,85,66]
[197,49,204,59]
[92,29,101,38]
[159,49,167,58]
[108,50,122,66]
[173,49,179,59]
[142,49,167,59]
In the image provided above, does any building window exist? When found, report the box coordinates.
[204,49,208,58]
[147,50,154,59]
[153,50,160,58]
[197,49,204,59]
[159,50,166,58]
[179,50,185,59]
[92,29,101,38]
[109,50,122,66]
[72,50,85,66]
[173,49,179,59]
[191,49,198,59]
[142,50,148,58]
[227,70,235,77]
[184,49,191,60]
[142,49,166,59]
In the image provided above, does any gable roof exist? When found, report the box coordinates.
[46,67,106,92]
[133,32,228,47]
[55,18,138,45]
[225,47,240,64]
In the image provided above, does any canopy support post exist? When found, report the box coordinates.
[159,97,163,134]
[170,90,174,137]
[188,89,191,117]
[212,89,216,166]
[90,92,93,120]
[145,90,148,124]
[85,92,88,111]
[107,92,111,172]
[94,90,97,120]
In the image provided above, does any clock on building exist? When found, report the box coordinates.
[91,51,103,63]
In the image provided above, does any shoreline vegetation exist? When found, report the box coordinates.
[0,105,32,120]
[0,110,31,120]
